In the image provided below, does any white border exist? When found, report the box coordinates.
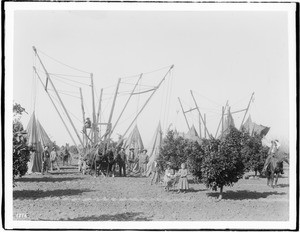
[4,1,297,230]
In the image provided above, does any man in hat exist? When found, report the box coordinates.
[262,139,281,174]
[41,145,50,175]
[127,147,135,173]
[50,146,60,172]
[139,149,149,177]
[118,148,127,177]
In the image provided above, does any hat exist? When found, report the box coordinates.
[129,147,134,150]
[142,149,147,152]
[52,147,56,150]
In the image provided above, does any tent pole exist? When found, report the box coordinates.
[96,88,103,140]
[79,88,86,147]
[221,106,224,139]
[190,90,211,138]
[105,78,121,142]
[110,74,143,136]
[240,92,255,130]
[33,66,77,147]
[204,114,207,139]
[178,97,190,131]
[198,113,202,139]
[122,65,174,138]
[33,46,84,147]
[215,100,228,138]
[90,73,97,146]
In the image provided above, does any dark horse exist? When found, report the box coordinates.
[263,153,289,188]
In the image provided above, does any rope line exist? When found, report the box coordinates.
[121,65,173,79]
[48,72,90,79]
[38,49,91,74]
[193,91,222,107]
[50,74,90,86]
[51,76,81,88]
[47,89,80,99]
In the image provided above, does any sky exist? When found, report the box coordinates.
[12,8,292,149]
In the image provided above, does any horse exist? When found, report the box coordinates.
[263,153,289,188]
[60,147,71,166]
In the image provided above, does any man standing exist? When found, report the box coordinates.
[50,147,60,172]
[139,149,149,177]
[118,148,127,177]
[127,147,135,173]
[41,145,50,175]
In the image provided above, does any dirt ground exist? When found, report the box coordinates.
[13,160,289,222]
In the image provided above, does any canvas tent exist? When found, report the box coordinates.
[122,125,144,173]
[146,122,163,176]
[241,115,270,137]
[219,109,236,138]
[26,112,52,173]
[185,125,202,144]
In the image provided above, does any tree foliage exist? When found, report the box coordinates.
[240,132,269,175]
[13,103,30,183]
[201,127,245,192]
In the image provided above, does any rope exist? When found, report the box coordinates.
[121,65,173,80]
[193,91,222,107]
[51,75,82,88]
[47,89,80,99]
[50,74,90,87]
[38,48,91,74]
[48,72,90,79]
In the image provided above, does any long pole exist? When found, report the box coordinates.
[240,92,255,129]
[221,106,224,138]
[79,88,86,147]
[105,78,121,141]
[33,66,77,146]
[204,113,207,139]
[123,65,174,138]
[215,100,228,138]
[178,97,190,131]
[190,90,211,138]
[110,74,142,136]
[96,88,103,139]
[199,113,202,138]
[33,46,84,146]
[90,73,97,145]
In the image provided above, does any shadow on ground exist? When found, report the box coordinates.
[13,188,92,200]
[276,183,289,188]
[14,176,83,183]
[207,190,286,200]
[61,212,151,221]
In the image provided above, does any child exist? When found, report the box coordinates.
[177,163,189,193]
[163,164,174,191]
[150,161,161,185]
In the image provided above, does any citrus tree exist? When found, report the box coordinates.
[201,127,245,200]
[241,132,269,176]
[13,103,30,184]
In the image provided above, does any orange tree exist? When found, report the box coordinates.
[201,127,245,200]
[159,130,203,174]
[240,132,269,176]
[13,103,30,184]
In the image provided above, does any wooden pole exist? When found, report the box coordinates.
[105,78,121,141]
[190,90,211,138]
[110,74,142,136]
[215,100,228,138]
[96,88,103,140]
[178,97,190,131]
[204,113,207,139]
[123,65,174,138]
[199,113,202,139]
[33,66,77,146]
[221,106,224,138]
[79,88,86,147]
[32,47,84,146]
[240,92,255,129]
[90,73,97,145]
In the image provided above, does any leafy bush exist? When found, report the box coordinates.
[241,132,269,175]
[159,130,204,178]
[13,103,30,184]
[201,127,245,199]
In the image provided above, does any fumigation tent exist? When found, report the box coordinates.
[26,112,52,173]
[146,122,163,176]
[241,115,270,137]
[185,125,202,144]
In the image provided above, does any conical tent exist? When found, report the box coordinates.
[26,112,52,173]
[221,110,236,138]
[122,125,144,173]
[146,122,163,176]
[241,115,270,137]
[185,125,202,144]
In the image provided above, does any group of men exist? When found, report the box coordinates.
[123,147,149,177]
[41,145,61,174]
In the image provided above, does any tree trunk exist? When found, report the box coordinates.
[218,185,223,201]
[254,170,257,177]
